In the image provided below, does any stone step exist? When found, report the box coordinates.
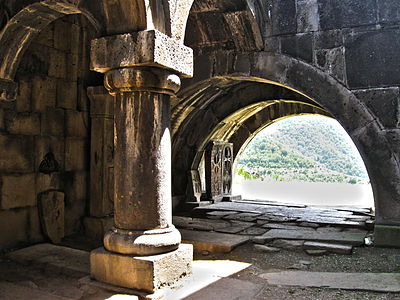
[253,229,366,246]
[179,229,249,253]
[303,241,353,254]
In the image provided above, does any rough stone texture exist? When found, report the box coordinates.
[0,173,35,209]
[303,241,353,254]
[318,0,377,30]
[90,244,193,293]
[91,30,193,77]
[281,33,313,63]
[83,216,113,241]
[345,29,400,89]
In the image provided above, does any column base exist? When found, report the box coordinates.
[90,244,193,294]
[374,224,400,247]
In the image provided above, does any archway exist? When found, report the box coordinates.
[233,114,374,208]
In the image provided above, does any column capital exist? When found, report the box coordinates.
[104,67,181,96]
[90,29,193,78]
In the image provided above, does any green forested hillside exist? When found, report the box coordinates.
[237,116,369,184]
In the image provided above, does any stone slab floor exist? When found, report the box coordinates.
[0,200,399,299]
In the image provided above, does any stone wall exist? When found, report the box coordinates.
[0,14,98,250]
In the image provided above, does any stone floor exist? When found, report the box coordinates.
[1,200,400,300]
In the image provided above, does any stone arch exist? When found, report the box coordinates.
[172,52,400,226]
[0,0,101,101]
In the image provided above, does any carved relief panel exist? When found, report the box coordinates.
[205,141,223,201]
[222,143,233,195]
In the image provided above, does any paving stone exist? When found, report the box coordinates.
[260,271,400,292]
[298,222,320,228]
[257,214,298,222]
[297,216,365,227]
[0,281,70,300]
[238,227,267,236]
[7,243,89,275]
[316,226,342,233]
[223,212,261,222]
[263,223,315,231]
[180,229,249,253]
[206,211,238,219]
[215,222,253,234]
[254,244,280,253]
[303,241,353,254]
[253,229,366,246]
[305,249,328,256]
[270,239,305,250]
[173,216,230,231]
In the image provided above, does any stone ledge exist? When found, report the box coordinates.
[91,30,193,77]
[90,243,193,293]
[374,224,400,247]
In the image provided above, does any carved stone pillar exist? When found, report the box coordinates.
[89,30,193,294]
[83,86,114,240]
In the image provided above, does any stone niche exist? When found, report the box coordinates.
[205,141,233,202]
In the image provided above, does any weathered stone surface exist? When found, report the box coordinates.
[254,229,365,245]
[238,227,267,236]
[180,229,249,253]
[205,141,224,201]
[215,222,253,234]
[91,30,193,77]
[281,33,313,63]
[305,249,328,256]
[0,173,35,209]
[271,239,305,250]
[318,0,377,30]
[263,223,315,231]
[303,241,353,254]
[57,80,77,110]
[7,243,89,275]
[223,212,261,222]
[6,112,40,135]
[254,244,280,253]
[377,0,400,23]
[296,0,319,33]
[38,191,64,243]
[260,271,400,292]
[345,29,400,88]
[0,208,29,249]
[31,76,56,112]
[0,134,34,172]
[173,216,231,231]
[90,244,193,293]
[41,108,65,136]
[65,138,88,171]
[271,0,297,35]
[0,281,70,300]
[354,87,400,129]
[83,216,113,241]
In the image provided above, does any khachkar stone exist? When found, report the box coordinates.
[205,141,224,201]
[89,30,193,295]
[222,143,233,195]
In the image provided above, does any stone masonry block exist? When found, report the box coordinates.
[271,0,296,35]
[296,0,319,33]
[41,108,65,136]
[57,80,78,110]
[377,0,400,24]
[354,88,400,129]
[90,244,193,293]
[34,136,65,172]
[48,48,67,79]
[91,30,193,77]
[0,135,34,172]
[34,22,54,48]
[67,53,79,82]
[6,112,40,136]
[16,79,32,112]
[65,138,88,171]
[315,30,343,49]
[0,173,35,209]
[345,29,400,89]
[0,208,29,249]
[65,110,89,137]
[53,20,72,51]
[318,0,377,30]
[281,33,313,63]
[31,76,57,112]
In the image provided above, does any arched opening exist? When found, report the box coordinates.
[233,114,374,208]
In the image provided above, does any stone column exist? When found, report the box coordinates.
[89,30,193,294]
